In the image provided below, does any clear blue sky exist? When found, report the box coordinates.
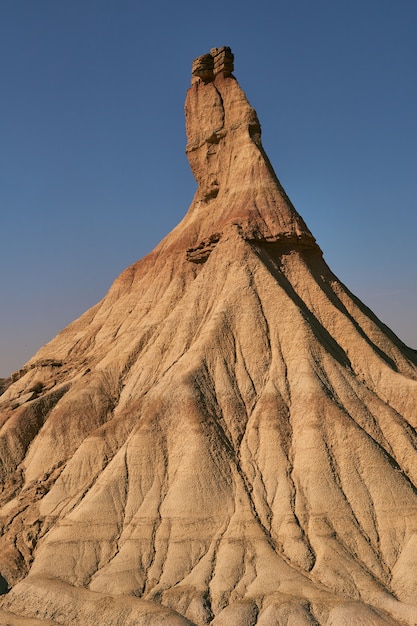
[1,0,416,376]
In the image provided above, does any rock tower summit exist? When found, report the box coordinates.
[191,46,234,83]
[1,47,417,626]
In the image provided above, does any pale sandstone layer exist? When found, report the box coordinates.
[0,47,417,625]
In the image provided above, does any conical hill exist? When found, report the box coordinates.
[1,47,417,626]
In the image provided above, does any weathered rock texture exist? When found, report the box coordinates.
[1,47,417,625]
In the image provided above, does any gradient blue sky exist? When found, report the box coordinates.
[1,0,416,376]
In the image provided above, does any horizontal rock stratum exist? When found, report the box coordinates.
[1,46,417,625]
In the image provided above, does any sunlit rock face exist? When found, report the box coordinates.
[1,47,417,626]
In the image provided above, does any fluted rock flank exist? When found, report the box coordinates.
[1,47,417,626]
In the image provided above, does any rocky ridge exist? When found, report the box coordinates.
[0,47,417,625]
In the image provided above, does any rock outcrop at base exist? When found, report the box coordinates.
[1,48,417,625]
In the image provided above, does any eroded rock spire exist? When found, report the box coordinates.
[1,47,417,626]
[181,47,318,262]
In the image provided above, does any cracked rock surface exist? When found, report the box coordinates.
[1,47,417,625]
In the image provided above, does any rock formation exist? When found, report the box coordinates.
[1,47,417,625]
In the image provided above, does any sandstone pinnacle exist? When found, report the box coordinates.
[1,48,417,626]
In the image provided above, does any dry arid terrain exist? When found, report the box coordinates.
[1,47,417,625]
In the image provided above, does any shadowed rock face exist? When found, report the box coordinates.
[1,47,417,626]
